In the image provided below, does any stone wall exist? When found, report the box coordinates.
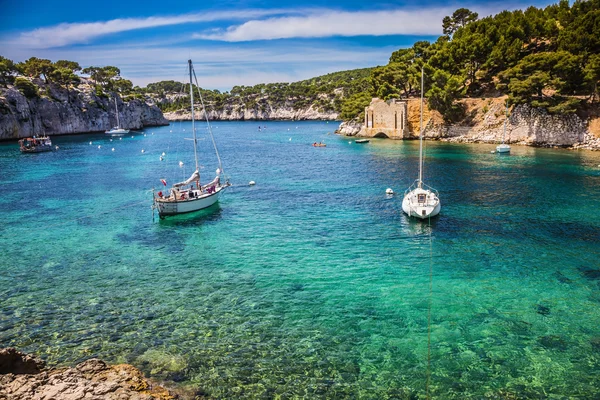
[356,98,407,138]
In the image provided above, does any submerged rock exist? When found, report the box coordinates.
[538,335,568,351]
[535,304,551,316]
[0,348,179,399]
[579,267,600,280]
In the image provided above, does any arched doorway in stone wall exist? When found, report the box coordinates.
[374,132,389,138]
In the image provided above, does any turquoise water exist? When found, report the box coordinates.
[1,121,600,398]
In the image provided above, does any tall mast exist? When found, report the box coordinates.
[115,97,120,128]
[503,103,507,144]
[188,59,199,172]
[418,67,424,188]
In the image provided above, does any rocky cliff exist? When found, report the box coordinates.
[0,348,180,399]
[0,80,169,140]
[163,102,339,121]
[338,97,600,150]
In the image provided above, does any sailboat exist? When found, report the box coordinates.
[105,96,130,136]
[496,104,511,154]
[153,59,229,218]
[402,67,441,220]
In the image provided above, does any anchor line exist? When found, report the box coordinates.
[426,213,434,399]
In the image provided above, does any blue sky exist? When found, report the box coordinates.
[0,0,556,91]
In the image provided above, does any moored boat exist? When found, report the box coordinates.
[19,136,53,153]
[402,67,441,220]
[153,59,229,218]
[105,97,130,136]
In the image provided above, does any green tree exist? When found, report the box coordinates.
[340,92,372,120]
[584,54,600,101]
[14,77,38,98]
[0,56,18,86]
[54,60,81,73]
[442,8,479,35]
[19,57,55,83]
[426,69,465,123]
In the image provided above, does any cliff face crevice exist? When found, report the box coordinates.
[0,82,169,140]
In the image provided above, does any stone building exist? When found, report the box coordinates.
[358,98,408,139]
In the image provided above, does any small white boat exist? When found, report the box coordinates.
[153,60,229,218]
[402,68,441,220]
[355,139,370,144]
[496,104,511,154]
[105,97,130,136]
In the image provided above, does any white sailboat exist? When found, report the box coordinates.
[105,96,130,136]
[153,59,229,218]
[496,104,511,154]
[402,67,441,220]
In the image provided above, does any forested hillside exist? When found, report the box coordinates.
[142,68,372,117]
[343,0,600,122]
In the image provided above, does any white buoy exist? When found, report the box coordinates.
[386,188,394,195]
[216,168,221,175]
[490,150,495,154]
[144,134,147,137]
[289,138,292,141]
[160,156,164,161]
[141,149,145,153]
[89,141,92,145]
[349,141,352,144]
[152,132,154,135]
[55,145,59,150]
[97,145,101,149]
[162,152,166,156]
[112,148,115,152]
[179,161,184,168]
[110,139,113,142]
[131,136,134,138]
[249,181,256,186]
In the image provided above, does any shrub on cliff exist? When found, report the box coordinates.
[14,77,38,98]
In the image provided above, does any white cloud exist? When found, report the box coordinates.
[194,5,518,42]
[12,9,291,49]
[195,8,451,41]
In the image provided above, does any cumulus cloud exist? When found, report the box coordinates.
[13,9,290,48]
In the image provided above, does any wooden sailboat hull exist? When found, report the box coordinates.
[155,186,225,216]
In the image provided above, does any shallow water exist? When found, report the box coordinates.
[1,121,600,398]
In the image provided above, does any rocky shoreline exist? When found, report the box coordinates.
[0,348,182,400]
[337,102,600,151]
[0,80,169,141]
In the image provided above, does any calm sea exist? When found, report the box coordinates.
[1,121,600,398]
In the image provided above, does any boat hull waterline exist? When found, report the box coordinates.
[155,187,225,216]
[496,143,511,153]
[105,128,130,136]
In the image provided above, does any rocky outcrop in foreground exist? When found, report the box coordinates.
[0,348,178,400]
[0,80,169,140]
